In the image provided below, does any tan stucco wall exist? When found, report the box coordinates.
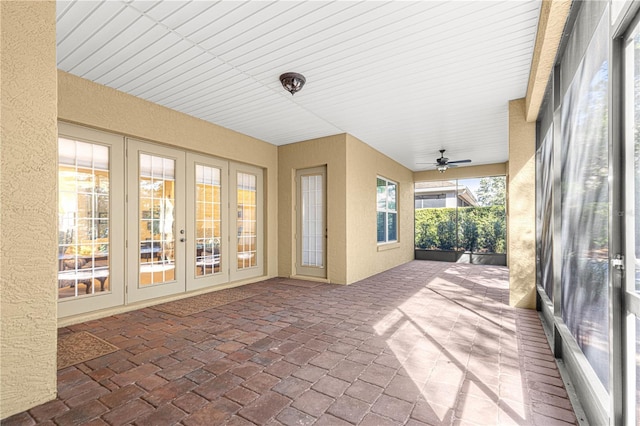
[57,71,279,283]
[345,135,414,284]
[413,163,508,182]
[508,98,536,308]
[277,134,413,285]
[1,1,58,418]
[277,134,348,284]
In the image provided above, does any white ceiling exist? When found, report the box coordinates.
[56,0,541,171]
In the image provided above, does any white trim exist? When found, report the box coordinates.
[376,175,398,244]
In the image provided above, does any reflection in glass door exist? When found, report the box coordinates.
[139,154,176,285]
[237,173,257,269]
[127,140,185,303]
[230,163,263,281]
[59,139,111,298]
[57,123,125,318]
[296,167,326,278]
[186,153,228,291]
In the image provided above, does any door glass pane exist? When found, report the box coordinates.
[195,165,221,277]
[302,174,323,267]
[237,172,257,270]
[139,154,175,285]
[58,138,110,299]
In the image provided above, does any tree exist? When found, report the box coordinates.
[476,176,506,207]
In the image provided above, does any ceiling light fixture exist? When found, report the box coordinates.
[437,165,448,173]
[279,72,306,95]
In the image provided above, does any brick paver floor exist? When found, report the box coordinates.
[3,261,579,425]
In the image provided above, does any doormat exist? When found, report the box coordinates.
[277,278,325,288]
[58,331,119,370]
[152,287,262,317]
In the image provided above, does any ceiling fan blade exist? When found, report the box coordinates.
[447,164,459,168]
[447,159,471,164]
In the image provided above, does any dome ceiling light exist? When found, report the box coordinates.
[279,72,306,95]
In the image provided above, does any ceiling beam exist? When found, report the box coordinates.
[525,0,572,122]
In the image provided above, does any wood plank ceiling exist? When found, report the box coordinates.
[56,0,541,171]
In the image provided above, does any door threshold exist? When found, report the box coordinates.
[290,275,330,283]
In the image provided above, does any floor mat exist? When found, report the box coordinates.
[57,331,119,370]
[152,287,261,317]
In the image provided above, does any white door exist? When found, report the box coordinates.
[57,123,125,318]
[127,139,186,303]
[186,153,229,291]
[58,127,266,314]
[230,163,264,282]
[296,167,327,279]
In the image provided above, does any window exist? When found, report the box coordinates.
[377,177,397,243]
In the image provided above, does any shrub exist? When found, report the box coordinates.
[415,205,506,253]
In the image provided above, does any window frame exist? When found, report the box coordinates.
[377,176,398,244]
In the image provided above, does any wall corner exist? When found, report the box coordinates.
[508,98,537,309]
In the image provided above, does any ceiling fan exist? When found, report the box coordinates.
[422,149,472,173]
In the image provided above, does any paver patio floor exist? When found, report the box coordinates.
[4,261,579,425]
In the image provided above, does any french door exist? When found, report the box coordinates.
[58,127,265,315]
[57,123,125,317]
[127,140,186,303]
[126,140,264,304]
[185,153,229,291]
[230,163,264,282]
[295,167,327,279]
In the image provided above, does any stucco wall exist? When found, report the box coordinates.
[344,135,414,284]
[277,134,413,285]
[277,135,348,284]
[508,98,537,308]
[57,71,279,283]
[1,1,58,418]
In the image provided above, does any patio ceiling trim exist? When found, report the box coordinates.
[525,0,572,122]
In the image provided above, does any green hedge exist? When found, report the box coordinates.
[415,206,506,253]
